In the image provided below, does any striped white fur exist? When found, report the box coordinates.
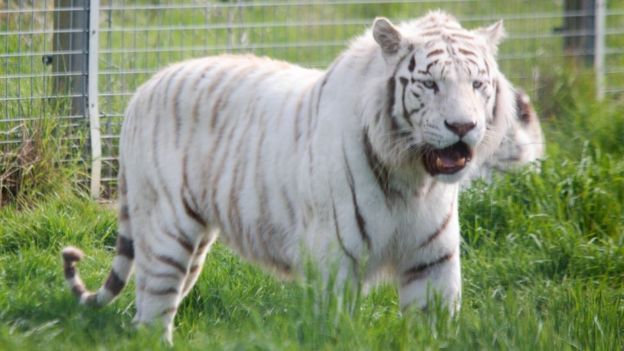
[62,11,516,343]
[463,88,545,186]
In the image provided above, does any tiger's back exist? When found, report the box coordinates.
[123,55,323,271]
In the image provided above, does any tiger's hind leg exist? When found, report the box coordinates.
[131,204,208,343]
[180,228,218,300]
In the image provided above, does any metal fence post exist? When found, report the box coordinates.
[52,0,101,197]
[88,0,102,198]
[53,0,88,116]
[594,0,606,100]
[562,0,596,65]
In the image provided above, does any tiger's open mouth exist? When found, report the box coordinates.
[423,142,473,176]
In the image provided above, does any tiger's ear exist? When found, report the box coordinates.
[475,20,505,55]
[373,17,402,57]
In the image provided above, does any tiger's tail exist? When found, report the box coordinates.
[62,170,134,307]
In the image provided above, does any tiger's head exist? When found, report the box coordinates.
[368,11,514,184]
[462,89,545,187]
[488,88,545,169]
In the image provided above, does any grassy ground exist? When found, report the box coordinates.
[1,74,623,350]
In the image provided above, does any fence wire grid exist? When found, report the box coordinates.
[2,0,623,197]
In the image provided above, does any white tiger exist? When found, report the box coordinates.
[61,11,515,343]
[463,88,545,187]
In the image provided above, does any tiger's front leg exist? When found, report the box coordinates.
[397,250,461,314]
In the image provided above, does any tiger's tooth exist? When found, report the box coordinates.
[436,158,444,169]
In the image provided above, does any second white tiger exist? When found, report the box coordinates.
[62,11,516,343]
[463,88,545,187]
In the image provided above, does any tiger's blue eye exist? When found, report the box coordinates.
[472,81,483,89]
[422,80,438,90]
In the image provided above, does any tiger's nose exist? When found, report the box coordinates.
[444,120,476,138]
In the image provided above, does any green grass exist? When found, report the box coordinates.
[0,153,622,350]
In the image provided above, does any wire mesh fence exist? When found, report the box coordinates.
[2,0,623,198]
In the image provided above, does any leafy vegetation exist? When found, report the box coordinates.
[1,106,623,350]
